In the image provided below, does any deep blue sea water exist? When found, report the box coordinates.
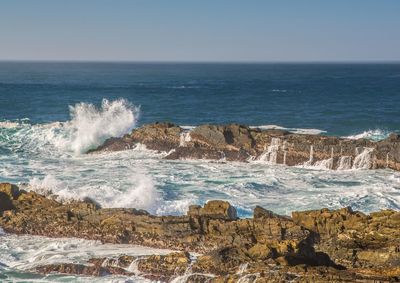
[0,62,400,282]
[1,62,400,136]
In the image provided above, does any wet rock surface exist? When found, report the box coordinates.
[89,122,400,171]
[1,183,400,282]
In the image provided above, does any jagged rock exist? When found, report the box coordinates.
[192,246,251,275]
[292,207,400,269]
[253,205,289,219]
[89,122,181,153]
[34,253,400,282]
[191,124,255,151]
[88,123,400,171]
[35,262,131,277]
[188,200,237,220]
[0,183,20,199]
[137,252,190,278]
[0,183,18,212]
[1,183,400,282]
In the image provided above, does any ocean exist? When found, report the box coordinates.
[1,62,400,282]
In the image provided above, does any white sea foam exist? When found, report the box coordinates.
[250,125,327,135]
[337,156,352,170]
[0,99,140,156]
[181,125,196,130]
[0,233,173,282]
[2,101,400,218]
[343,129,390,141]
[180,124,326,136]
[55,98,140,154]
[352,147,375,169]
[179,131,192,147]
[156,198,195,215]
[0,121,23,129]
[28,173,159,212]
[256,137,281,164]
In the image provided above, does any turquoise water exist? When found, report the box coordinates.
[0,62,400,282]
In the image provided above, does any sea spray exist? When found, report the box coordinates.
[28,175,66,196]
[343,129,390,141]
[0,99,140,156]
[28,173,159,212]
[58,98,140,154]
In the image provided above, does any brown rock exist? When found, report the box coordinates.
[88,123,400,172]
[1,183,400,282]
[188,200,237,220]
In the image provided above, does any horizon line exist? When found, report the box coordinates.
[1,59,400,64]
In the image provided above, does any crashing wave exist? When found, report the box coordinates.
[352,147,375,169]
[58,98,140,154]
[343,129,390,141]
[257,137,282,164]
[0,99,140,155]
[179,131,192,147]
[28,173,159,211]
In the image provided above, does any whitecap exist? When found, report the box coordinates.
[0,99,140,156]
[250,125,327,135]
[27,172,159,212]
[0,121,23,129]
[343,129,390,141]
[56,98,140,154]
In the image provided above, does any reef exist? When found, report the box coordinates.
[1,182,400,282]
[89,122,400,171]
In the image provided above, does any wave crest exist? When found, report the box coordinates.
[343,129,390,141]
[57,98,140,154]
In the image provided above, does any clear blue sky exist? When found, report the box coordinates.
[1,0,399,62]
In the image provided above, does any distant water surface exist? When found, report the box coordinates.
[1,62,399,136]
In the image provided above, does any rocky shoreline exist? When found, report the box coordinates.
[89,122,400,171]
[1,182,400,282]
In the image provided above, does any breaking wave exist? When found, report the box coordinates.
[28,173,159,212]
[343,129,390,141]
[0,98,140,155]
[56,98,140,154]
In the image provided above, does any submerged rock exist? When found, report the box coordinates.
[1,183,400,282]
[89,123,400,171]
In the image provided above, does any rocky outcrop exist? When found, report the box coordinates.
[293,207,400,269]
[1,183,400,282]
[89,123,400,171]
[36,252,400,282]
